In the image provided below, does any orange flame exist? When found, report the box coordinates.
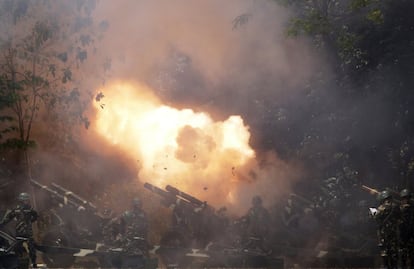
[93,81,256,207]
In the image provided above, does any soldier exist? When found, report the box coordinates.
[215,206,230,231]
[399,189,414,269]
[101,209,123,249]
[373,190,400,269]
[119,198,149,256]
[209,206,230,244]
[0,192,38,268]
[242,195,271,253]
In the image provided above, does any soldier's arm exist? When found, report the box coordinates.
[119,215,127,234]
[31,209,38,222]
[141,213,149,229]
[0,209,16,225]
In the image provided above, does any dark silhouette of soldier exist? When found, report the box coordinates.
[242,195,271,254]
[0,192,38,268]
[119,197,149,255]
[373,190,400,269]
[399,189,414,269]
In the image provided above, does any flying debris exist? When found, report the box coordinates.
[95,92,105,102]
[232,13,252,30]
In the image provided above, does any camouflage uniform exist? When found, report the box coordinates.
[101,215,123,249]
[242,196,271,253]
[374,190,400,269]
[119,198,149,256]
[0,193,38,268]
[399,189,414,269]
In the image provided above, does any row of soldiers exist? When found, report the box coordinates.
[153,193,272,255]
[0,193,38,268]
[102,197,149,255]
[7,186,413,269]
[0,191,271,268]
[372,188,414,269]
[0,193,149,268]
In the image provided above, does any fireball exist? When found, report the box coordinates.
[93,81,256,206]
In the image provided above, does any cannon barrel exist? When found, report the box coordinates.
[361,184,402,197]
[144,182,212,213]
[166,185,204,207]
[361,184,404,205]
[361,185,380,195]
[165,185,215,212]
[30,179,87,212]
[144,182,172,198]
[51,182,97,212]
[144,182,186,208]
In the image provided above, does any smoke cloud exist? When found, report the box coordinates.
[0,1,320,215]
[76,0,321,213]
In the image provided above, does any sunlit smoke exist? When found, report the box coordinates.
[93,81,261,207]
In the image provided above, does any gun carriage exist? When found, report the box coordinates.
[144,182,283,268]
[30,179,155,268]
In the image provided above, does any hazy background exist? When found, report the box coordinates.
[1,0,413,254]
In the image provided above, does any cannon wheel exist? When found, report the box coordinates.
[41,229,76,267]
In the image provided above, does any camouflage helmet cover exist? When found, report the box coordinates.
[378,190,392,202]
[252,195,262,206]
[17,192,30,202]
[400,189,411,198]
[132,197,142,207]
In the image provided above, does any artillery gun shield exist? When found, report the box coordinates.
[158,231,192,268]
[41,228,75,267]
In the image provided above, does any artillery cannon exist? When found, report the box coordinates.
[0,230,22,268]
[145,183,284,268]
[30,179,156,268]
[30,179,108,266]
[145,183,216,257]
[144,182,223,246]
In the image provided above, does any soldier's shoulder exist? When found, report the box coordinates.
[123,210,132,216]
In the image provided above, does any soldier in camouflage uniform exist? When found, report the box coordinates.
[373,190,400,269]
[242,195,271,253]
[0,192,38,268]
[101,209,123,249]
[119,198,149,256]
[399,189,414,269]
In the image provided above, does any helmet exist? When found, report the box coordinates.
[217,206,227,214]
[378,190,391,202]
[132,198,142,208]
[252,195,262,206]
[17,192,30,202]
[400,189,411,199]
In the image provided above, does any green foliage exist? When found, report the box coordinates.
[287,11,330,37]
[0,138,35,150]
[77,49,87,63]
[0,0,107,151]
[366,9,383,24]
[336,30,367,68]
[62,68,73,83]
[270,0,414,189]
[57,52,68,63]
[350,0,374,10]
[277,0,384,72]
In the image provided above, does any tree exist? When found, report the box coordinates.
[0,0,108,181]
[274,0,385,78]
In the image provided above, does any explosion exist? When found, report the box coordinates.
[93,81,257,207]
